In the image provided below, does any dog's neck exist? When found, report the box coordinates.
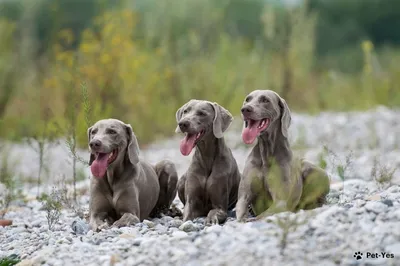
[106,155,138,186]
[256,123,292,167]
[193,134,227,173]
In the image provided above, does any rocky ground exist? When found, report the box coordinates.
[1,106,400,266]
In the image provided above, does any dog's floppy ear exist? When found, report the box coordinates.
[175,104,184,133]
[87,126,95,166]
[278,96,291,138]
[211,102,233,138]
[124,123,140,165]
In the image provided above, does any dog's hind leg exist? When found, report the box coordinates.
[296,161,330,211]
[150,160,182,217]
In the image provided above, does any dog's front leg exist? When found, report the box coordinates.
[235,168,262,222]
[235,183,253,223]
[182,176,204,222]
[113,190,141,228]
[89,184,114,231]
[205,174,229,225]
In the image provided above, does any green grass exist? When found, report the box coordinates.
[0,255,20,266]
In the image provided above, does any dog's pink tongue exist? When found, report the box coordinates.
[180,134,197,156]
[242,120,262,144]
[90,153,109,178]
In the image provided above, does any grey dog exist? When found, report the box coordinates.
[235,90,330,221]
[87,119,178,231]
[175,100,241,224]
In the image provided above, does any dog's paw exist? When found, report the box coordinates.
[89,220,109,232]
[205,215,219,225]
[90,222,109,232]
[205,209,226,225]
[159,205,183,218]
[236,217,247,223]
[112,213,140,228]
[169,205,183,218]
[97,222,110,231]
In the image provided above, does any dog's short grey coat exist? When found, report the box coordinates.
[235,90,330,221]
[87,119,178,231]
[175,100,241,224]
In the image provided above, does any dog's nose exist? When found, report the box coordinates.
[178,121,190,131]
[241,106,253,114]
[89,139,102,149]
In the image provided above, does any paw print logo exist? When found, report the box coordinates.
[354,251,363,260]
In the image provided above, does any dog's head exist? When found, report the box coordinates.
[175,99,233,156]
[87,119,140,178]
[241,90,291,144]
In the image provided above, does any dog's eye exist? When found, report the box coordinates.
[183,109,188,114]
[107,129,117,134]
[245,96,252,102]
[260,97,270,103]
[91,129,98,135]
[197,111,206,116]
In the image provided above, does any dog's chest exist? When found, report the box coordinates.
[111,190,123,209]
[104,183,127,211]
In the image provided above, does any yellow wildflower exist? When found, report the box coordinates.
[361,40,374,53]
[101,54,112,64]
[111,35,122,46]
[58,29,74,45]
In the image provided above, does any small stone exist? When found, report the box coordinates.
[381,235,397,246]
[154,224,167,234]
[385,243,400,257]
[179,221,199,232]
[354,199,366,207]
[142,220,155,228]
[168,219,183,228]
[119,233,136,239]
[12,227,27,233]
[57,237,71,244]
[110,227,121,233]
[193,217,205,224]
[133,237,143,246]
[382,199,393,207]
[367,194,381,201]
[87,230,94,237]
[110,254,120,265]
[388,186,400,193]
[343,203,353,209]
[139,228,148,234]
[365,201,388,214]
[71,219,90,235]
[152,218,161,224]
[358,220,374,232]
[14,259,34,266]
[30,247,54,265]
[31,220,42,228]
[172,231,188,239]
[205,225,223,234]
[160,216,174,224]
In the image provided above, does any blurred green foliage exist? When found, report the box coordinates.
[0,0,399,146]
[0,254,20,266]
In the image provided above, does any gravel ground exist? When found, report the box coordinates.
[1,106,400,266]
